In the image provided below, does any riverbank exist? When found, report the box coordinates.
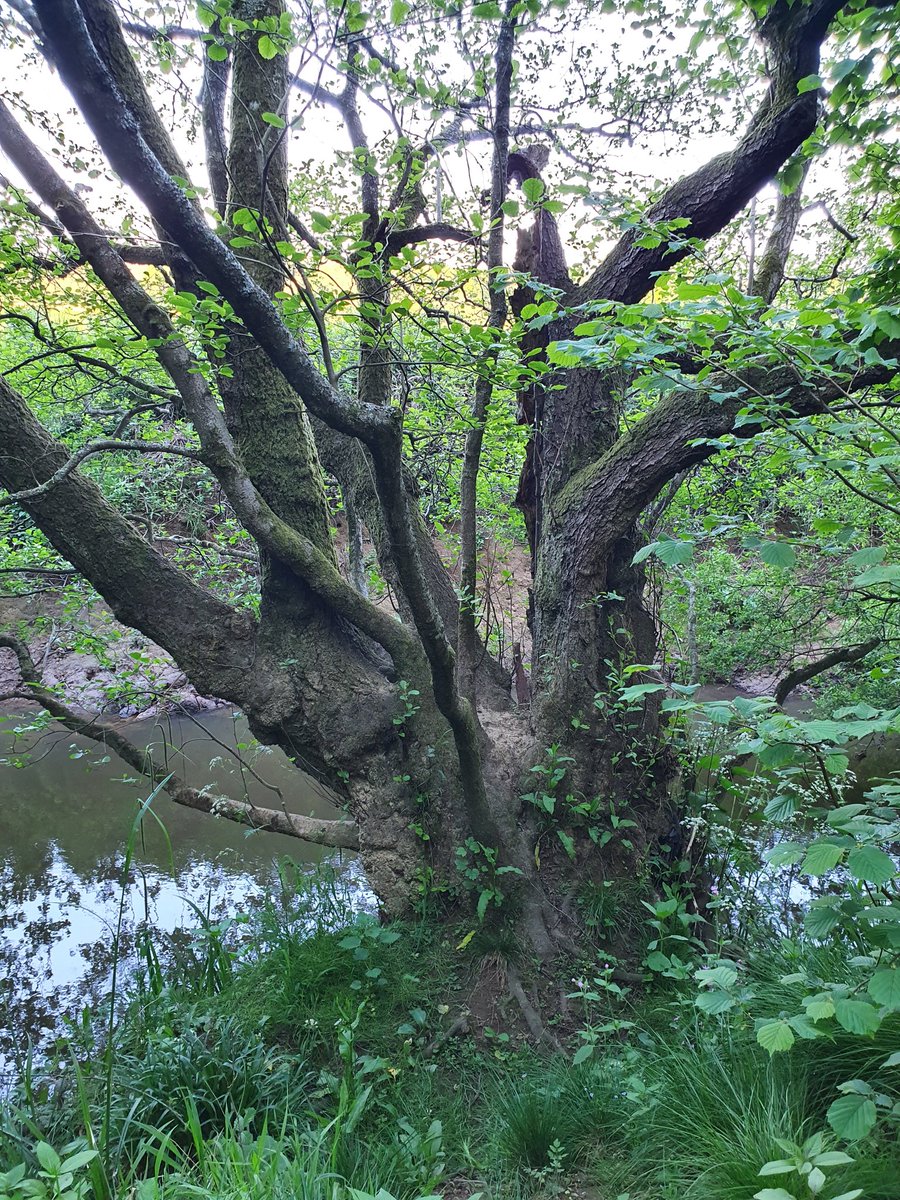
[0,706,359,1074]
[1,865,898,1200]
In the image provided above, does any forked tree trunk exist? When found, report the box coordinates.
[0,0,875,966]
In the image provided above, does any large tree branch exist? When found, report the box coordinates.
[0,100,418,669]
[774,638,880,706]
[383,223,478,254]
[0,372,260,701]
[576,0,849,305]
[750,164,810,302]
[458,6,516,703]
[201,40,231,215]
[0,634,360,850]
[554,352,900,574]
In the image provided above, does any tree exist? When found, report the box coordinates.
[0,0,898,966]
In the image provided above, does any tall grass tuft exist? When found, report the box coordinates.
[630,1027,814,1199]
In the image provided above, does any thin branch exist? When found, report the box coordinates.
[0,633,360,850]
[803,199,859,243]
[0,438,202,507]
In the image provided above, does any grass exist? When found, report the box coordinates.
[2,864,897,1200]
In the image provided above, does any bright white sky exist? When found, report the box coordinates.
[0,0,859,283]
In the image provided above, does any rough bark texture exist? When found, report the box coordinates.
[1,0,885,959]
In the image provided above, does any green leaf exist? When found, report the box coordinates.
[868,969,900,1009]
[573,1043,594,1065]
[787,1013,822,1040]
[645,950,671,972]
[390,0,410,21]
[847,845,896,886]
[797,73,823,93]
[656,539,694,565]
[695,964,738,989]
[811,1152,854,1167]
[753,1189,797,1200]
[847,547,885,568]
[804,997,835,1022]
[36,1144,61,1172]
[556,829,576,860]
[617,683,666,702]
[261,112,286,128]
[874,309,900,339]
[759,541,796,568]
[834,998,881,1035]
[763,793,798,820]
[472,0,502,14]
[695,989,736,1015]
[757,1020,795,1054]
[806,900,842,939]
[801,841,845,876]
[632,542,659,564]
[207,42,228,61]
[824,753,850,775]
[827,1093,877,1141]
[763,842,804,868]
[521,177,544,204]
[58,1150,98,1174]
[780,160,805,195]
[852,564,900,588]
[678,282,718,300]
[758,1161,795,1176]
[257,34,279,58]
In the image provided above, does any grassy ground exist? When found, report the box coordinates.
[1,865,898,1200]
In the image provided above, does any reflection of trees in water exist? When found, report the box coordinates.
[0,847,279,1071]
[0,710,350,1077]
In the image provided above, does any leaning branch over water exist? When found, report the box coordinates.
[0,634,361,850]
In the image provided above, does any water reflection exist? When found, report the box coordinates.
[0,707,360,1082]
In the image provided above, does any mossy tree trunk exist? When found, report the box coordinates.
[0,0,889,959]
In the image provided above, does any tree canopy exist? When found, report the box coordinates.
[0,0,899,956]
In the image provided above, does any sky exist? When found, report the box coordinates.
[0,0,863,288]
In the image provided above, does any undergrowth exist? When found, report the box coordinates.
[1,861,897,1200]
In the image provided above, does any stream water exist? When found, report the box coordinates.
[3,691,899,1090]
[0,706,363,1086]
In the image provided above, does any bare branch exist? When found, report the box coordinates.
[0,438,202,507]
[774,638,880,705]
[0,634,360,850]
[803,199,859,244]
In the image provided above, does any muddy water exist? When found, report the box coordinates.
[0,707,363,1084]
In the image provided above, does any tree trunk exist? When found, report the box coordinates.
[2,0,875,967]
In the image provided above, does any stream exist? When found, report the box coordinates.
[0,706,364,1086]
[3,691,899,1089]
